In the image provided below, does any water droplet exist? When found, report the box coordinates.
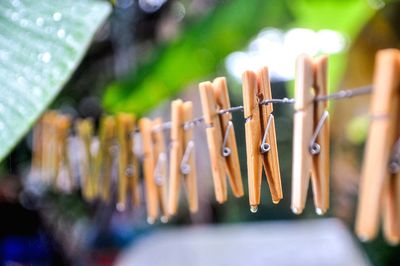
[250,205,258,213]
[52,12,62,22]
[17,76,26,85]
[147,217,155,224]
[272,199,280,204]
[57,28,65,39]
[160,216,169,223]
[315,208,324,215]
[358,234,370,242]
[11,12,19,21]
[19,19,28,28]
[36,17,44,27]
[32,87,42,97]
[0,122,4,130]
[11,0,21,7]
[38,52,51,63]
[116,202,126,212]
[0,104,5,113]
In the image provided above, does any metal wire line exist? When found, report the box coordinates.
[143,85,372,133]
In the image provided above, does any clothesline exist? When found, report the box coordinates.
[149,85,372,133]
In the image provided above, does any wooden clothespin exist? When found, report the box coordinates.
[242,67,283,213]
[76,118,97,201]
[116,113,140,211]
[356,49,400,244]
[199,78,244,203]
[291,54,329,215]
[96,116,116,203]
[152,118,169,222]
[168,100,198,216]
[41,111,59,185]
[54,113,75,192]
[140,117,159,223]
[31,116,44,179]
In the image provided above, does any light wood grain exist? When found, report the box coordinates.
[291,54,314,214]
[356,49,400,241]
[242,70,263,209]
[213,77,244,198]
[257,67,283,204]
[199,82,227,203]
[140,117,159,223]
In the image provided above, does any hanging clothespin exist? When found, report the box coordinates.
[54,113,75,192]
[31,116,44,180]
[242,67,283,213]
[96,116,117,203]
[116,113,140,211]
[152,118,169,223]
[356,49,400,244]
[41,111,59,185]
[76,118,97,201]
[168,100,198,216]
[199,78,244,203]
[140,117,160,224]
[291,54,329,215]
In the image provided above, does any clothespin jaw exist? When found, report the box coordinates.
[140,117,159,224]
[257,67,283,204]
[291,54,330,215]
[199,82,228,203]
[356,49,400,242]
[116,113,139,211]
[182,101,198,213]
[75,118,96,201]
[152,118,169,222]
[242,70,263,212]
[96,116,116,203]
[54,113,74,192]
[168,99,185,215]
[213,77,244,198]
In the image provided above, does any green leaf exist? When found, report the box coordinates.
[0,0,112,162]
[103,0,292,115]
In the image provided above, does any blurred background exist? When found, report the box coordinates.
[1,0,400,265]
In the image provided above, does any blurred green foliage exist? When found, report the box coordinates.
[103,0,375,115]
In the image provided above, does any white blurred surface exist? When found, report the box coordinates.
[115,218,370,266]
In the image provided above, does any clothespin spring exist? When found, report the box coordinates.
[154,152,167,186]
[309,111,329,155]
[221,121,234,157]
[260,114,274,154]
[180,141,194,175]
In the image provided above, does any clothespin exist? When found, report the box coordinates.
[356,49,400,244]
[31,116,44,180]
[96,116,116,203]
[152,118,169,222]
[116,113,140,211]
[168,100,198,216]
[199,78,244,203]
[76,118,96,201]
[242,67,283,213]
[291,54,330,215]
[54,113,74,192]
[139,117,159,223]
[41,111,59,184]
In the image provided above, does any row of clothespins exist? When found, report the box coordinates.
[30,49,400,245]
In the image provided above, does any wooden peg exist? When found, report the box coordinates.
[116,113,139,211]
[213,77,244,197]
[168,99,184,215]
[199,82,228,203]
[41,111,59,184]
[182,101,198,213]
[257,67,283,204]
[242,70,263,212]
[152,118,169,222]
[311,56,330,215]
[292,54,330,215]
[140,117,159,224]
[96,116,116,203]
[31,116,44,179]
[76,118,96,201]
[54,114,74,192]
[356,49,400,242]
